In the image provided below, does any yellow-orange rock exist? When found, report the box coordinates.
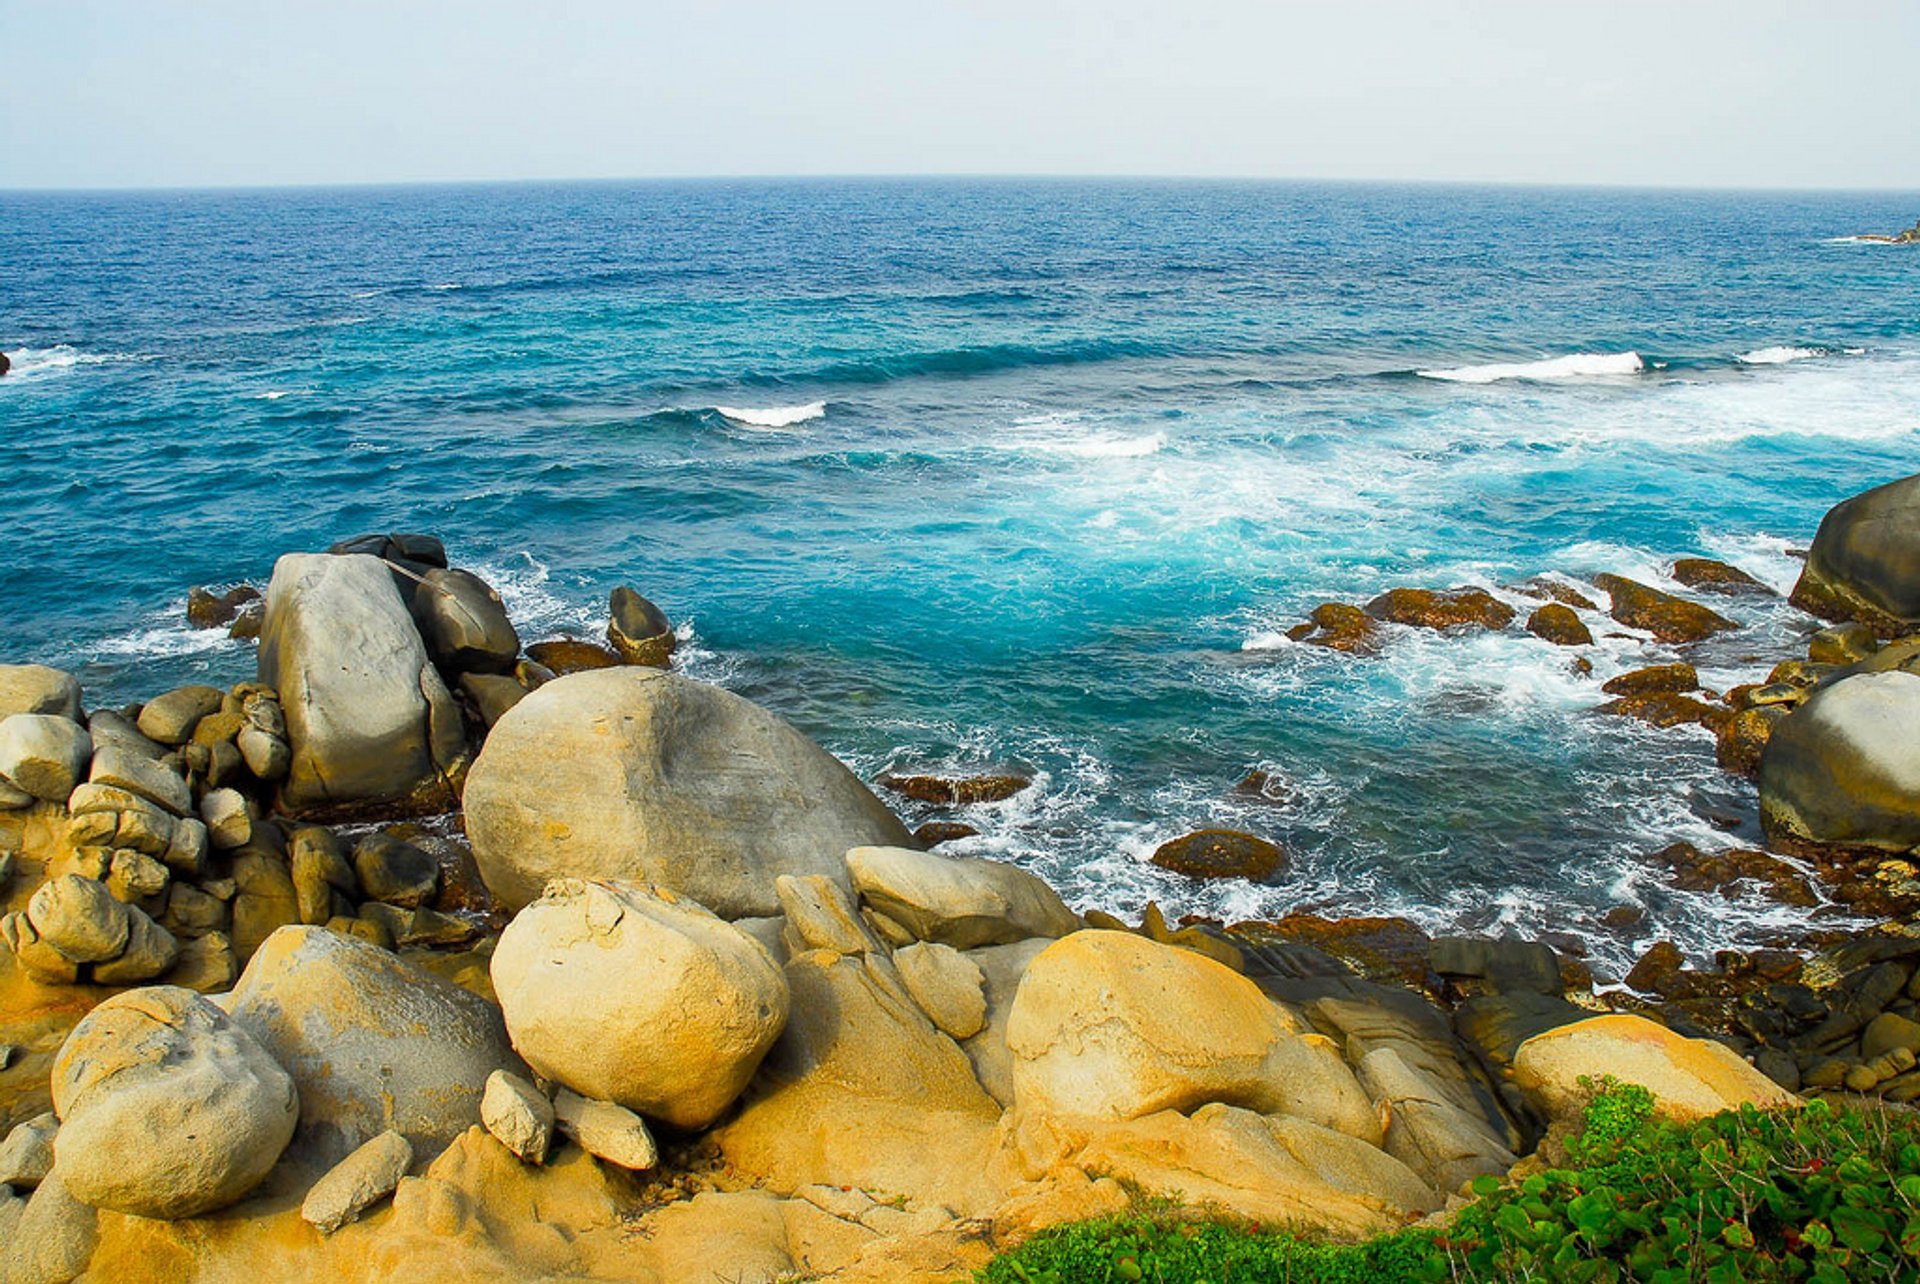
[1512,1013,1799,1125]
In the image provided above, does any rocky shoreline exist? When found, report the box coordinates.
[3,474,1919,1282]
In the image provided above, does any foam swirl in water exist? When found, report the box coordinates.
[1416,351,1646,383]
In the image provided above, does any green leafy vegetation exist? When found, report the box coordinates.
[978,1083,1920,1282]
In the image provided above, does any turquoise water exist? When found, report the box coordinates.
[3,179,1917,974]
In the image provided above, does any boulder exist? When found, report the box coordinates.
[257,552,465,816]
[328,531,448,570]
[413,568,520,675]
[845,845,1079,949]
[0,664,82,723]
[1601,663,1698,697]
[135,685,226,746]
[85,743,190,816]
[1007,931,1379,1142]
[0,715,91,803]
[775,873,882,956]
[1149,828,1286,881]
[893,941,988,1039]
[351,831,439,907]
[606,586,675,667]
[552,1089,657,1171]
[1671,557,1771,595]
[1511,1014,1798,1125]
[4,1169,98,1284]
[186,584,261,631]
[0,1112,58,1189]
[1364,587,1514,631]
[1525,603,1592,646]
[223,925,521,1165]
[876,773,1031,805]
[480,1070,554,1164]
[959,937,1053,1107]
[490,880,789,1129]
[524,638,621,674]
[301,1129,412,1234]
[91,908,179,984]
[1592,574,1738,643]
[1287,601,1381,653]
[50,987,297,1218]
[1789,472,1920,635]
[1759,671,1920,851]
[1355,1046,1515,1192]
[463,668,912,917]
[27,874,129,963]
[458,673,529,727]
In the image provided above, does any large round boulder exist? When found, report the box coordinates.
[462,668,913,917]
[257,553,465,817]
[0,663,83,722]
[1790,472,1920,635]
[490,880,789,1129]
[1006,930,1380,1142]
[0,714,92,802]
[51,986,297,1218]
[1512,1014,1798,1125]
[412,568,520,675]
[1758,671,1920,851]
[222,925,522,1166]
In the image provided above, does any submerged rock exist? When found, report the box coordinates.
[186,584,261,631]
[1592,573,1738,643]
[1789,471,1920,635]
[1149,828,1286,881]
[464,668,912,916]
[877,772,1031,805]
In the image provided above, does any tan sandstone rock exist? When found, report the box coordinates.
[1512,1013,1800,1125]
[845,845,1080,948]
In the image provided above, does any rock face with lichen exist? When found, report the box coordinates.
[1758,671,1920,852]
[1789,472,1920,636]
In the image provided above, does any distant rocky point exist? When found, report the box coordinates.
[1853,217,1920,244]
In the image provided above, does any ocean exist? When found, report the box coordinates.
[3,178,1917,977]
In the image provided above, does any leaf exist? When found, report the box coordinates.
[1832,1205,1886,1255]
[1472,1175,1502,1199]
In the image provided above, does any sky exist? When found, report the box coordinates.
[2,0,1917,191]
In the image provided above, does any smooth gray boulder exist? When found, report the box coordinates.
[0,715,91,804]
[1790,472,1920,635]
[257,553,465,816]
[223,925,522,1166]
[0,664,82,723]
[412,567,520,675]
[1759,670,1920,850]
[50,986,297,1219]
[463,668,913,916]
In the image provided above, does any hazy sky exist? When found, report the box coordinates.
[3,0,1916,190]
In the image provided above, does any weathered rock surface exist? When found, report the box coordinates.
[413,568,521,676]
[480,1070,554,1164]
[257,553,464,816]
[464,668,912,916]
[1759,671,1920,851]
[1671,557,1771,595]
[51,986,297,1218]
[1592,573,1738,643]
[876,773,1031,805]
[1526,602,1593,646]
[0,716,91,804]
[606,586,676,667]
[27,875,129,964]
[135,685,225,746]
[301,1129,412,1234]
[893,941,988,1040]
[1008,931,1380,1142]
[524,638,622,674]
[0,664,83,723]
[0,1111,58,1189]
[553,1089,658,1170]
[1512,1013,1798,1125]
[845,845,1079,949]
[1149,828,1286,881]
[1287,601,1382,653]
[223,925,521,1165]
[1789,471,1920,635]
[492,880,788,1130]
[1364,586,1514,631]
[85,744,190,816]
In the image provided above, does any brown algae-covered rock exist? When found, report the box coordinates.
[1363,586,1514,631]
[1149,828,1287,881]
[1592,573,1738,643]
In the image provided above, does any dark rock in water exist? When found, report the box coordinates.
[1670,557,1773,596]
[606,586,675,667]
[1227,914,1435,992]
[1232,770,1293,805]
[1646,840,1816,907]
[1430,937,1563,997]
[459,672,530,727]
[877,772,1030,805]
[412,568,520,675]
[1149,828,1286,881]
[1759,670,1920,852]
[525,638,622,675]
[228,599,265,640]
[1789,472,1920,636]
[327,532,449,570]
[1715,705,1789,777]
[1596,691,1729,731]
[1287,602,1381,653]
[1807,622,1880,666]
[1601,904,1646,930]
[1626,940,1686,994]
[352,832,440,908]
[1505,577,1598,611]
[1525,603,1591,646]
[1592,573,1739,643]
[1601,662,1698,697]
[0,350,9,377]
[912,821,978,847]
[1363,586,1514,632]
[187,585,262,631]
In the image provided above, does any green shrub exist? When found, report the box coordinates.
[978,1083,1920,1283]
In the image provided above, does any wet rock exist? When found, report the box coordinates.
[1232,770,1293,804]
[1601,662,1698,697]
[1647,841,1816,907]
[480,1070,554,1164]
[302,1129,412,1234]
[458,672,530,727]
[1670,558,1772,595]
[464,668,912,917]
[1430,937,1563,996]
[1228,915,1436,991]
[1596,691,1729,731]
[912,821,979,846]
[1363,586,1514,631]
[1149,828,1286,881]
[1715,705,1789,777]
[523,638,622,674]
[606,586,675,667]
[413,568,520,676]
[553,1089,657,1171]
[52,986,298,1218]
[1592,573,1739,643]
[1759,671,1920,851]
[1287,602,1381,653]
[877,772,1031,805]
[1526,602,1592,646]
[328,531,448,571]
[1507,577,1599,611]
[1789,471,1920,636]
[0,714,92,804]
[847,844,1080,949]
[0,664,83,723]
[258,552,464,817]
[186,585,261,631]
[1809,622,1881,666]
[352,831,440,908]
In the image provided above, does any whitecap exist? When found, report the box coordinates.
[1240,630,1297,652]
[714,401,827,428]
[1416,351,1646,383]
[93,622,244,661]
[0,344,131,382]
[427,282,461,291]
[1735,346,1825,365]
[1036,431,1166,459]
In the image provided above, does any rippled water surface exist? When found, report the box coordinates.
[4,179,1918,975]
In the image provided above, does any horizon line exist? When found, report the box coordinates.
[3,172,1919,199]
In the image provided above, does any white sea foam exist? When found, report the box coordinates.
[0,344,131,382]
[714,401,826,428]
[1416,351,1646,384]
[1038,430,1166,459]
[93,619,245,661]
[1736,346,1826,365]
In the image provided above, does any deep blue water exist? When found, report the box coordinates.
[3,179,1917,976]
